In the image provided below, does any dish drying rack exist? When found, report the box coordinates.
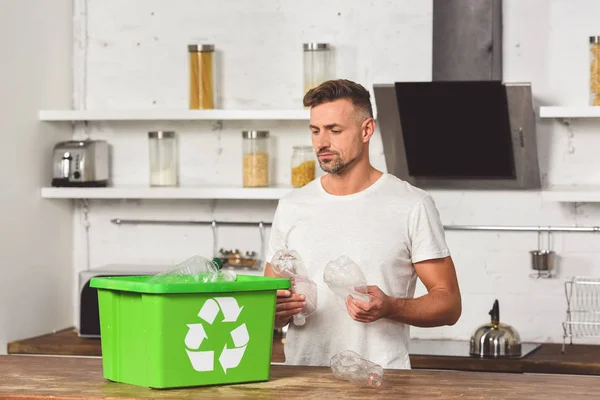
[562,276,600,352]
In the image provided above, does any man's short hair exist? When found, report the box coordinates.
[302,79,374,119]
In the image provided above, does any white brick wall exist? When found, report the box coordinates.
[71,0,600,343]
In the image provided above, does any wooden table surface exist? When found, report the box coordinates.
[9,328,600,375]
[1,355,599,400]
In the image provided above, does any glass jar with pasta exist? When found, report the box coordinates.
[590,36,600,106]
[188,44,215,109]
[291,146,316,188]
[242,131,269,187]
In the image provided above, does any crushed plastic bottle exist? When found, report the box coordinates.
[270,249,317,326]
[147,255,236,284]
[330,350,383,388]
[323,255,370,306]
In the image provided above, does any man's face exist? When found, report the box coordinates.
[309,99,369,175]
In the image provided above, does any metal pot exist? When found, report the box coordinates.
[530,231,555,278]
[469,299,521,357]
[530,249,555,272]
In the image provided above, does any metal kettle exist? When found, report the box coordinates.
[469,299,521,358]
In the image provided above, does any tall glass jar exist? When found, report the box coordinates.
[291,146,316,188]
[148,131,178,187]
[189,44,215,109]
[590,36,600,106]
[242,130,269,187]
[303,43,332,96]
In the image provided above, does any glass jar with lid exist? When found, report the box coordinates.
[590,36,600,106]
[189,44,215,109]
[148,131,178,187]
[303,43,332,96]
[291,145,316,188]
[242,130,269,187]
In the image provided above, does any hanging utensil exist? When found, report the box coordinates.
[530,227,555,278]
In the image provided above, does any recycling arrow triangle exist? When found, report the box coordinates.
[185,297,249,374]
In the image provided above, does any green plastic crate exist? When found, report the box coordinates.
[90,274,290,389]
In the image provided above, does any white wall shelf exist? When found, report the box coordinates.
[41,185,294,200]
[541,185,600,202]
[539,106,600,119]
[38,109,311,122]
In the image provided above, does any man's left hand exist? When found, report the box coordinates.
[345,286,392,323]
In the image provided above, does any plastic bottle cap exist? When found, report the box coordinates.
[368,373,382,388]
[212,257,224,270]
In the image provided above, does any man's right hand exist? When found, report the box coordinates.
[275,290,306,328]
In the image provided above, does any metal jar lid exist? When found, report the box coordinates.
[148,131,176,139]
[303,43,330,51]
[188,44,215,52]
[242,130,269,139]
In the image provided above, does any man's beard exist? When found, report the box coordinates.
[318,153,354,175]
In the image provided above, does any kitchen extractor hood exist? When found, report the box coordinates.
[373,0,541,190]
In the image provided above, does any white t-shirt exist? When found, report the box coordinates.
[266,173,450,370]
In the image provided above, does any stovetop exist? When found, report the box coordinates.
[409,339,541,359]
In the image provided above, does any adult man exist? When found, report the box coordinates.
[264,79,461,369]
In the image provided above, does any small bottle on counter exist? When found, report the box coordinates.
[189,44,215,109]
[303,43,332,97]
[291,146,316,188]
[148,131,178,187]
[590,36,600,106]
[330,350,383,388]
[242,130,269,187]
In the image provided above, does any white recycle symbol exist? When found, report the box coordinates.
[185,297,249,374]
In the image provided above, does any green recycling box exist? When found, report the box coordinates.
[90,274,290,389]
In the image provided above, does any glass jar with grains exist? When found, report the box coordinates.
[242,130,269,187]
[291,146,316,188]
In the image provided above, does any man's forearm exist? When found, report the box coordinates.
[385,289,461,327]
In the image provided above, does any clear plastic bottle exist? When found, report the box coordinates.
[270,249,317,326]
[330,350,383,388]
[323,255,371,306]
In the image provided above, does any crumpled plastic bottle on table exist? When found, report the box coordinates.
[270,249,318,326]
[330,350,384,388]
[147,255,236,284]
[323,255,371,307]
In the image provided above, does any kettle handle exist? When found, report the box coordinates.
[489,299,499,324]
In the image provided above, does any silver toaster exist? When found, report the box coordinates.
[51,140,109,187]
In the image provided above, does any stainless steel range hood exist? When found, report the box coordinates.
[373,0,541,190]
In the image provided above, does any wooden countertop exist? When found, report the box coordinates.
[9,328,600,375]
[7,327,286,363]
[8,328,104,357]
[1,355,599,399]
